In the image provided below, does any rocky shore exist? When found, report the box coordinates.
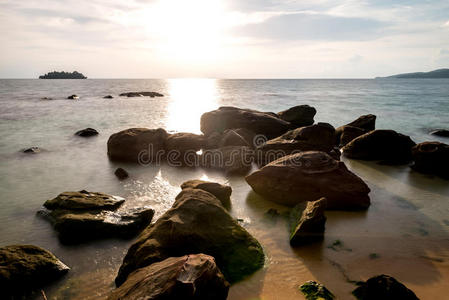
[4,102,447,299]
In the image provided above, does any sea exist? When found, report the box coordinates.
[0,78,448,299]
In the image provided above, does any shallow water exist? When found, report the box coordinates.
[0,78,448,299]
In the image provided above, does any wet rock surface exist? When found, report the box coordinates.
[290,198,327,246]
[115,188,265,286]
[246,151,370,209]
[300,280,335,300]
[108,254,230,300]
[181,179,232,208]
[352,274,419,300]
[342,129,416,163]
[0,245,69,296]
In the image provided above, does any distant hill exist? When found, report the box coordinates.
[39,71,87,79]
[376,68,449,79]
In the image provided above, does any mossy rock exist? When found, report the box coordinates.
[300,281,335,300]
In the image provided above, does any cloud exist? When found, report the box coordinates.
[233,12,387,41]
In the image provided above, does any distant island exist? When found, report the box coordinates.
[39,71,87,79]
[376,68,449,79]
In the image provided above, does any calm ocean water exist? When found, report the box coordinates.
[0,79,448,299]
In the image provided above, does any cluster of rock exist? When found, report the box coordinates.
[38,190,154,244]
[111,180,264,299]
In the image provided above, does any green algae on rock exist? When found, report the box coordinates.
[300,281,335,300]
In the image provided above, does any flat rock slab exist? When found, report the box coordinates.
[44,190,125,211]
[119,92,163,97]
[0,245,69,296]
[108,254,229,300]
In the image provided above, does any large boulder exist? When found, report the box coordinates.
[115,188,265,286]
[165,133,206,164]
[411,141,449,178]
[342,130,416,163]
[181,180,232,208]
[289,198,327,246]
[218,129,250,148]
[107,128,168,163]
[200,106,290,139]
[277,105,316,128]
[352,275,419,300]
[0,245,69,296]
[246,151,370,209]
[345,114,376,131]
[40,190,154,243]
[108,254,229,300]
[336,125,367,147]
[256,123,335,165]
[200,146,254,175]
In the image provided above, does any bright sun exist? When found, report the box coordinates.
[142,0,228,63]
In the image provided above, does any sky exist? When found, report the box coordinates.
[0,0,448,78]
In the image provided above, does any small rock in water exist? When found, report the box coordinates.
[67,94,79,100]
[22,147,41,154]
[430,129,449,137]
[352,274,419,300]
[290,198,327,246]
[103,95,114,99]
[119,91,164,97]
[115,168,129,180]
[300,281,335,300]
[411,141,449,179]
[40,97,53,100]
[0,245,69,297]
[263,208,280,223]
[75,128,99,137]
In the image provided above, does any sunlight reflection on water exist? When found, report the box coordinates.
[165,78,219,133]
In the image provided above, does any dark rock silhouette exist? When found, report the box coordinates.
[22,147,41,154]
[277,105,316,128]
[114,168,129,180]
[430,129,449,137]
[67,94,79,100]
[119,92,164,97]
[75,128,98,137]
[290,198,327,246]
[411,141,449,178]
[352,274,419,300]
[300,280,335,300]
[39,71,86,79]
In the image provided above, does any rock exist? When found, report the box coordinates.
[300,281,335,300]
[114,167,129,180]
[165,132,206,155]
[107,128,168,163]
[411,141,449,178]
[0,245,69,296]
[352,275,419,300]
[200,106,290,139]
[22,146,41,154]
[329,147,341,161]
[115,188,265,286]
[181,179,232,208]
[290,198,327,246]
[277,105,316,128]
[218,129,250,147]
[67,94,79,99]
[40,97,53,100]
[75,127,99,137]
[246,151,370,209]
[430,129,449,137]
[40,191,153,243]
[342,130,416,163]
[119,92,164,97]
[44,190,125,211]
[103,95,113,99]
[108,254,229,300]
[336,125,367,147]
[346,114,376,131]
[256,123,335,165]
[200,146,254,174]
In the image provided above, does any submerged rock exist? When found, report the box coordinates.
[256,123,335,165]
[200,146,254,174]
[430,129,449,137]
[67,94,79,100]
[75,127,99,137]
[107,128,168,163]
[108,254,229,300]
[115,188,265,286]
[119,92,164,97]
[40,191,154,243]
[114,167,129,180]
[300,281,335,300]
[103,95,113,99]
[0,245,69,296]
[181,179,232,208]
[246,151,370,209]
[22,146,41,154]
[290,198,327,246]
[342,130,416,163]
[411,141,449,178]
[277,105,316,128]
[200,106,290,139]
[40,97,53,100]
[352,275,419,300]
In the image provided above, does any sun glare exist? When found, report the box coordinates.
[142,0,228,63]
